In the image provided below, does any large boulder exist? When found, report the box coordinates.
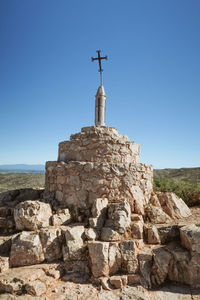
[106,201,131,233]
[180,224,200,253]
[62,225,85,261]
[9,231,44,267]
[151,247,172,286]
[156,192,191,219]
[145,205,172,224]
[52,208,71,226]
[88,241,109,278]
[120,240,138,274]
[39,227,63,262]
[14,200,52,230]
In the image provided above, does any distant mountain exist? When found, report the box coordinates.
[0,164,45,173]
[154,167,200,183]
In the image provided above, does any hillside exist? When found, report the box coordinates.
[0,173,45,193]
[154,167,200,183]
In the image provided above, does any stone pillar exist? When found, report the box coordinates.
[95,85,106,126]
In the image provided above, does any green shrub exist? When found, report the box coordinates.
[153,177,200,207]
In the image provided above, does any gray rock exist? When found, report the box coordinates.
[101,227,121,241]
[10,231,44,267]
[39,227,63,262]
[88,241,109,277]
[180,224,200,253]
[14,200,52,230]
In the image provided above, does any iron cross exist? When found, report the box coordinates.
[91,50,108,85]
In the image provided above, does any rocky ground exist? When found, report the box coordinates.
[0,188,200,299]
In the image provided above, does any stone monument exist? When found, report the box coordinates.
[0,51,198,298]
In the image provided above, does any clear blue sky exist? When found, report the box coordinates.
[0,0,199,169]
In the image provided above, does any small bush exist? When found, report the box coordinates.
[154,177,200,207]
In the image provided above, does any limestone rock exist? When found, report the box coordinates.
[156,224,180,244]
[107,201,131,233]
[151,247,172,286]
[85,228,98,240]
[131,186,145,215]
[0,256,9,273]
[52,208,71,226]
[0,264,61,296]
[120,240,138,274]
[145,205,172,224]
[25,280,46,296]
[108,242,122,275]
[88,241,109,277]
[147,226,160,244]
[89,198,108,229]
[150,193,161,208]
[39,227,63,262]
[91,198,108,218]
[131,221,143,239]
[157,192,191,219]
[180,224,200,253]
[99,277,111,290]
[63,225,85,261]
[127,274,141,285]
[0,236,11,256]
[14,200,52,231]
[109,275,127,289]
[101,227,121,241]
[9,231,44,267]
[138,248,152,288]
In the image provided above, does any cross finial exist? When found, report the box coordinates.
[91,50,108,85]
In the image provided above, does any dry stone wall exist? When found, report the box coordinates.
[58,126,140,164]
[46,126,153,212]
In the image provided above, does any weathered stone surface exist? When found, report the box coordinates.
[9,231,44,267]
[120,240,138,274]
[145,205,172,224]
[39,227,63,262]
[147,225,160,244]
[127,274,141,285]
[157,224,180,244]
[138,248,152,288]
[90,198,108,228]
[131,186,145,215]
[0,216,15,234]
[0,256,9,273]
[88,241,109,277]
[109,275,127,289]
[101,227,121,241]
[0,265,45,294]
[180,224,200,253]
[63,225,85,261]
[107,201,131,233]
[45,158,153,210]
[52,208,71,226]
[85,228,98,240]
[99,277,111,290]
[58,126,140,164]
[150,193,161,208]
[108,242,122,275]
[25,280,46,296]
[151,247,172,286]
[0,238,11,259]
[157,192,191,219]
[14,200,52,230]
[131,221,143,239]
